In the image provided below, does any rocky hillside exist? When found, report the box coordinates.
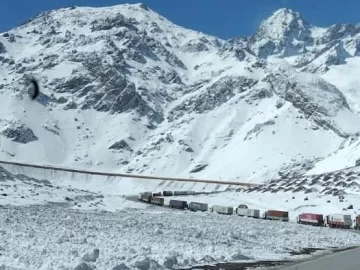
[1,4,360,183]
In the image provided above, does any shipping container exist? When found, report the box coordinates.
[151,197,164,206]
[138,193,152,203]
[263,210,289,221]
[326,214,352,228]
[235,208,260,218]
[162,191,173,196]
[189,202,208,212]
[186,191,196,195]
[297,213,324,226]
[152,192,162,197]
[138,192,152,199]
[169,200,188,209]
[174,191,188,196]
[210,205,233,215]
[355,216,360,230]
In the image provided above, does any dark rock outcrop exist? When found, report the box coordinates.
[73,262,94,270]
[1,124,38,144]
[168,76,257,121]
[109,140,133,152]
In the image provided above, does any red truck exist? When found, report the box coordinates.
[297,213,324,226]
[355,216,360,230]
[263,210,289,222]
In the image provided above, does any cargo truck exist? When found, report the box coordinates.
[162,191,173,196]
[326,214,352,229]
[263,210,289,221]
[138,193,152,203]
[189,202,208,212]
[174,191,188,196]
[169,200,188,209]
[297,213,324,226]
[210,205,233,215]
[235,208,260,218]
[151,196,164,206]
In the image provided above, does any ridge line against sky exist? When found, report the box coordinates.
[1,0,360,39]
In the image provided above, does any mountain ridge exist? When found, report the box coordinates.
[1,3,360,182]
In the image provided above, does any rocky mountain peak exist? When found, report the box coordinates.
[1,4,360,181]
[248,8,313,58]
[257,8,311,42]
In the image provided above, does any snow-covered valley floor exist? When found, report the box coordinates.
[1,202,360,270]
[1,165,360,269]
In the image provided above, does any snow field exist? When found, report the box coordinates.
[1,204,360,270]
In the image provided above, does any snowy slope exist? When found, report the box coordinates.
[1,163,232,197]
[306,135,360,175]
[2,3,360,185]
[3,5,360,270]
[321,58,360,115]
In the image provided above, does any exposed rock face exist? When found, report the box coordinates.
[249,9,313,58]
[81,248,100,262]
[190,164,208,173]
[1,3,360,180]
[0,42,6,54]
[1,124,38,144]
[263,69,350,137]
[73,262,94,270]
[112,263,130,270]
[168,76,257,121]
[109,140,133,152]
[356,158,360,166]
[244,120,275,141]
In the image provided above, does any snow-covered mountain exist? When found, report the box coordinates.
[2,4,360,183]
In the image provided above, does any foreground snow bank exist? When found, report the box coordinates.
[1,205,360,270]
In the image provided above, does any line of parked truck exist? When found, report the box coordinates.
[137,191,360,229]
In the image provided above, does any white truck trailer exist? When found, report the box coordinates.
[326,214,352,229]
[210,205,233,215]
[235,208,260,218]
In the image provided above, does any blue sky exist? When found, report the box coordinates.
[1,0,360,39]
